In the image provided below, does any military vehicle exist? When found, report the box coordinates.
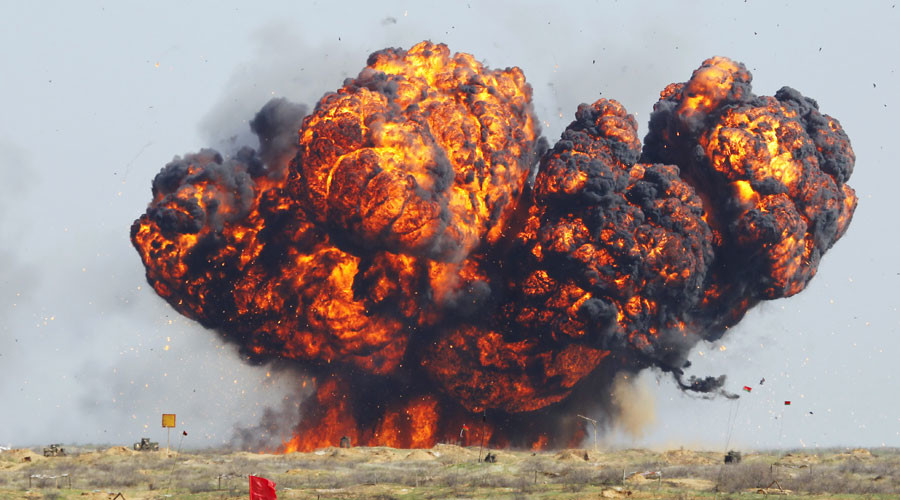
[724,450,742,464]
[42,444,66,457]
[133,438,159,451]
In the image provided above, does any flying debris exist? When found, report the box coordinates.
[132,44,857,450]
[760,378,766,385]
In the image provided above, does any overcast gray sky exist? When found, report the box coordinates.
[1,1,897,451]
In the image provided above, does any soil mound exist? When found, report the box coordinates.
[103,446,136,456]
[775,453,819,467]
[661,449,716,465]
[665,478,715,490]
[431,444,477,461]
[0,449,44,465]
[555,449,591,462]
[825,448,874,463]
[405,449,438,461]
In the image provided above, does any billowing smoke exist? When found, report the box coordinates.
[131,43,856,450]
[610,373,656,439]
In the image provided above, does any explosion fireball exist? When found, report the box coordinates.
[131,42,856,450]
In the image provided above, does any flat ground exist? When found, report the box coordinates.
[1,445,898,499]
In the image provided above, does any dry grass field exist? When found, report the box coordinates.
[1,444,898,499]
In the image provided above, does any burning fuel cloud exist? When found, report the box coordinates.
[131,42,856,450]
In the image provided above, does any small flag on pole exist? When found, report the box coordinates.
[784,401,791,405]
[249,475,277,500]
[742,386,752,393]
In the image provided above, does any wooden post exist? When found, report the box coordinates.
[576,415,599,457]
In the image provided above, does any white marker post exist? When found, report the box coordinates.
[162,413,176,455]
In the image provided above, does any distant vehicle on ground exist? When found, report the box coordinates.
[133,438,159,451]
[43,444,66,457]
[725,450,742,464]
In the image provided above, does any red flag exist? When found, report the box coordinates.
[742,386,752,393]
[249,475,276,500]
[784,401,791,405]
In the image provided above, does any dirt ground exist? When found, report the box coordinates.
[1,445,898,499]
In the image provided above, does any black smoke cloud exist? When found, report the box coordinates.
[139,99,307,244]
[250,98,309,177]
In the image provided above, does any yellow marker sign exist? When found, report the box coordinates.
[162,413,176,428]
